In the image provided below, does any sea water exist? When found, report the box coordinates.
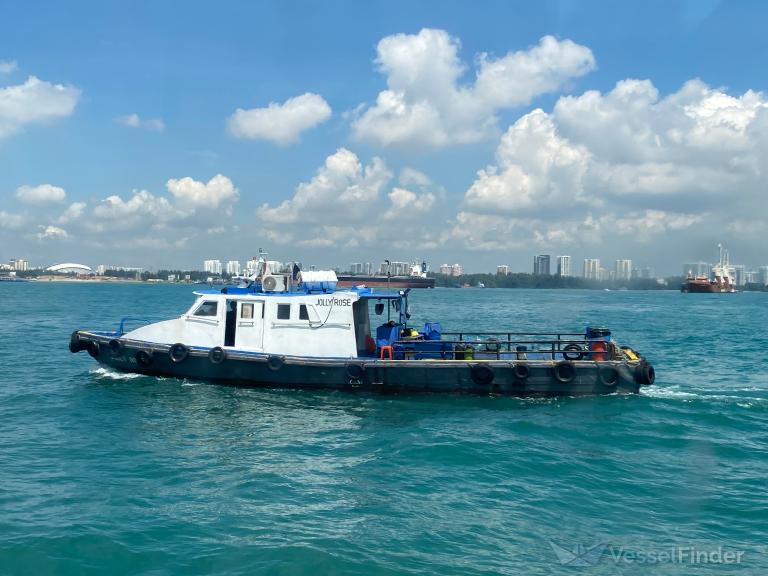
[1,283,767,575]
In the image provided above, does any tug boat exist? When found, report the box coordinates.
[69,258,655,396]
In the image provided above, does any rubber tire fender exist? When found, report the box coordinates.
[636,361,655,385]
[562,343,585,361]
[267,355,285,371]
[553,361,576,384]
[598,365,619,387]
[346,363,365,380]
[69,331,86,353]
[169,343,189,363]
[512,363,530,380]
[136,349,154,367]
[470,364,495,386]
[87,340,101,359]
[108,339,125,357]
[208,346,227,365]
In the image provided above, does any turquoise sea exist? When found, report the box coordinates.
[1,283,767,575]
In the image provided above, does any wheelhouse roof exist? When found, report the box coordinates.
[192,286,406,299]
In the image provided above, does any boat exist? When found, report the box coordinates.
[336,261,435,289]
[681,244,737,293]
[69,255,655,396]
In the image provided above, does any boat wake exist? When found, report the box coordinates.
[641,384,768,407]
[89,367,144,381]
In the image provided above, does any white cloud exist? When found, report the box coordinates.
[228,92,331,145]
[0,60,18,74]
[93,190,179,223]
[456,78,768,255]
[399,167,432,187]
[166,174,239,211]
[36,225,68,241]
[258,148,391,224]
[351,29,595,148]
[464,109,590,214]
[57,202,86,224]
[15,183,67,205]
[0,76,80,138]
[0,210,24,229]
[384,187,435,219]
[115,113,166,132]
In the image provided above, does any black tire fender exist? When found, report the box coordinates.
[562,343,585,361]
[470,364,495,385]
[208,346,227,365]
[636,361,655,385]
[108,339,125,357]
[346,363,365,380]
[267,355,285,371]
[169,343,189,363]
[553,361,576,383]
[512,363,530,380]
[136,349,154,367]
[87,340,101,358]
[69,331,86,353]
[598,365,619,387]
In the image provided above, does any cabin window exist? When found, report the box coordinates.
[193,301,218,317]
[241,303,254,319]
[299,304,309,320]
[277,303,291,320]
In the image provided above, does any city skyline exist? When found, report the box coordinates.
[2,2,768,273]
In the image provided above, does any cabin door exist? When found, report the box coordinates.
[233,300,264,350]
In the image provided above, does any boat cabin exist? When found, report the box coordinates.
[123,281,411,359]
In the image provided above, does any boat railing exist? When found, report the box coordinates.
[390,332,614,361]
[115,317,153,337]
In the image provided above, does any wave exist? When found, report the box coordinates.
[88,367,144,381]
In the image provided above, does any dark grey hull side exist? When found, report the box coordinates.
[71,332,649,397]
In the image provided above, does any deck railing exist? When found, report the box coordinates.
[389,331,614,361]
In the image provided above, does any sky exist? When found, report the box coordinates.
[1,0,767,275]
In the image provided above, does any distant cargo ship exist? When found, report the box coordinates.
[681,244,737,293]
[337,261,435,289]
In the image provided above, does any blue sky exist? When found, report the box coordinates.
[1,0,767,274]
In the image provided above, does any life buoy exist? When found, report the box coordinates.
[87,340,100,358]
[636,362,655,385]
[346,363,365,380]
[562,343,584,361]
[512,363,530,380]
[69,331,86,353]
[108,339,125,357]
[136,349,154,367]
[169,343,189,363]
[471,364,494,385]
[208,346,227,365]
[267,355,285,371]
[553,361,576,383]
[598,366,619,386]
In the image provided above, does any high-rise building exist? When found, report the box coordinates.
[203,259,222,275]
[759,266,768,286]
[10,258,28,271]
[497,265,509,275]
[556,256,571,277]
[731,265,746,286]
[583,259,600,280]
[226,260,241,275]
[615,259,632,281]
[533,254,551,275]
